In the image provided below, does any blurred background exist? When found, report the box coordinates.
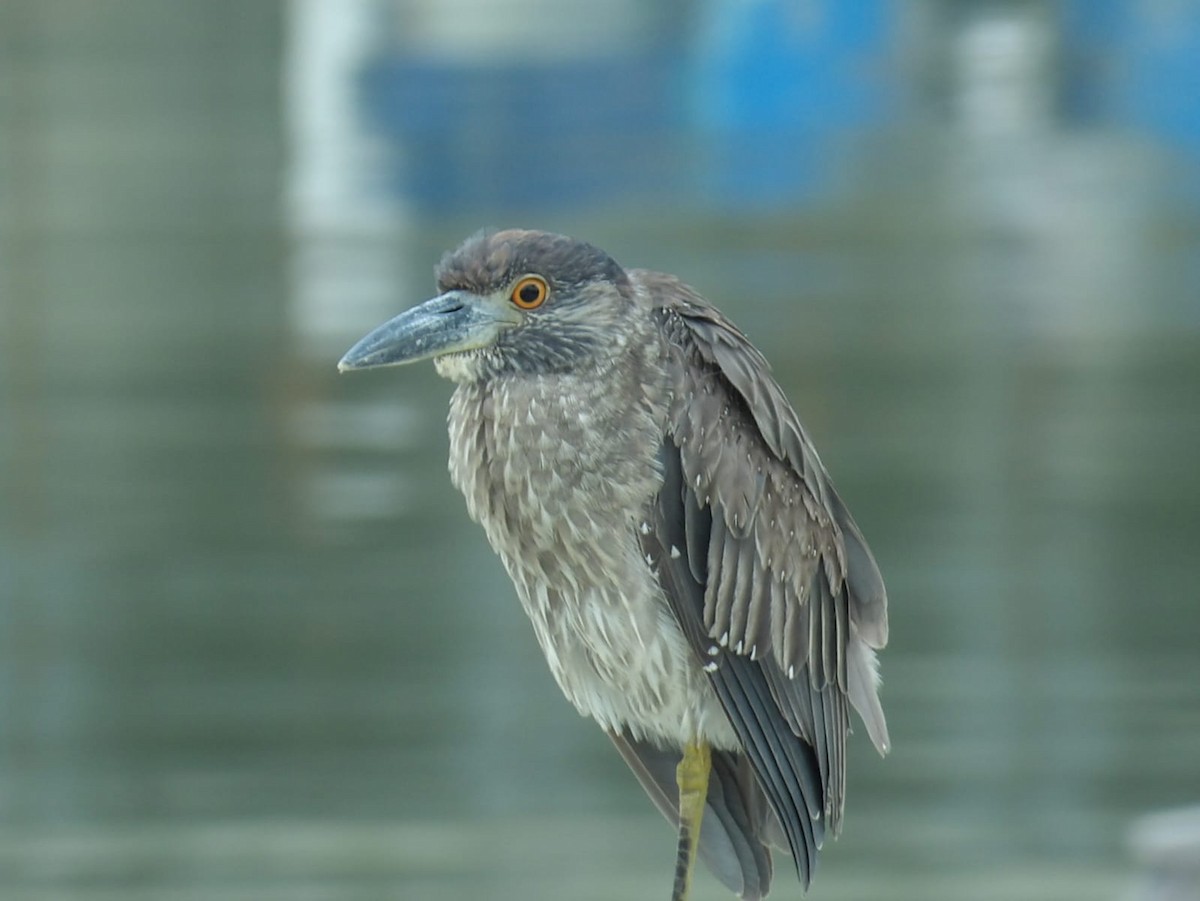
[1,1,1198,899]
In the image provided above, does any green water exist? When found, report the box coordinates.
[1,4,1198,899]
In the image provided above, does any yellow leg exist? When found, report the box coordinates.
[671,740,711,901]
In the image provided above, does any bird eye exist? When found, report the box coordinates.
[510,276,549,310]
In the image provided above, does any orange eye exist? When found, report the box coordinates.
[510,276,549,310]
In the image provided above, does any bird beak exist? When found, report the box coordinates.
[337,291,519,372]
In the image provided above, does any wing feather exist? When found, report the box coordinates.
[744,560,771,659]
[635,270,891,870]
[683,483,710,584]
[728,539,757,653]
[644,440,825,886]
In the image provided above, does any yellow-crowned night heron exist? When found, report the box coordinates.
[338,230,889,900]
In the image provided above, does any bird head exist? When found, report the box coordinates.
[337,230,634,383]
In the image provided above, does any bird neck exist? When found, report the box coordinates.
[445,326,671,532]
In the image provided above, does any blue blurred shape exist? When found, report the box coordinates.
[1063,0,1200,154]
[688,0,894,207]
[360,53,680,212]
[359,0,898,213]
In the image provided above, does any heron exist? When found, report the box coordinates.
[338,229,889,900]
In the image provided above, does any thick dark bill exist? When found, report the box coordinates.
[337,292,518,372]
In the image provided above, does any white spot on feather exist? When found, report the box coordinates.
[669,545,681,559]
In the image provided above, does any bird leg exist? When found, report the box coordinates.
[670,739,711,901]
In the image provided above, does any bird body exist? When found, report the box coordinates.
[442,287,740,751]
[339,230,889,900]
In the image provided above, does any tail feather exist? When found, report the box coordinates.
[846,637,890,755]
[609,732,774,900]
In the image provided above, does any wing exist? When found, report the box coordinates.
[636,270,889,881]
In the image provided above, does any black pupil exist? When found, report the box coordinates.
[519,282,541,304]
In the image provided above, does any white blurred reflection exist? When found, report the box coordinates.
[285,0,423,528]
